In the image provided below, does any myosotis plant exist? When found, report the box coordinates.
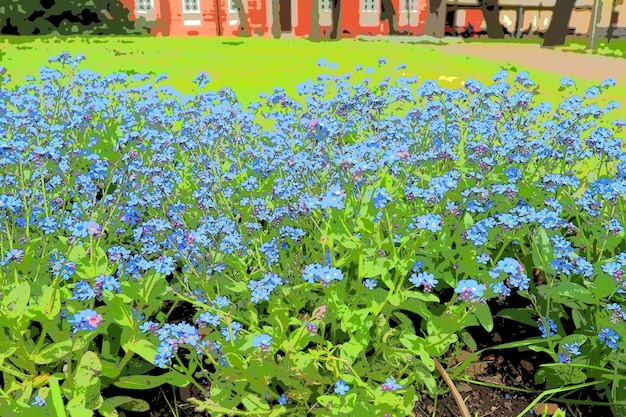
[0,53,625,416]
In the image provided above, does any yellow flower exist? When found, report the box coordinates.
[438,75,459,83]
[32,373,50,388]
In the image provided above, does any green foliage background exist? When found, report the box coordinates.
[0,0,149,35]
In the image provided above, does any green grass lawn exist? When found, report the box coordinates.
[1,36,624,106]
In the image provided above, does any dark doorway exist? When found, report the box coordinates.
[446,10,455,28]
[607,10,619,41]
[279,0,292,32]
[445,9,457,35]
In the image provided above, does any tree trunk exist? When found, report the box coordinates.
[310,0,321,41]
[233,0,250,36]
[542,0,575,46]
[330,0,341,39]
[380,0,400,34]
[271,0,281,38]
[424,0,446,38]
[213,0,221,36]
[480,0,505,38]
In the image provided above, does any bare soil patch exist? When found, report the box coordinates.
[440,43,626,82]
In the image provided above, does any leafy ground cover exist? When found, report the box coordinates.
[0,45,625,417]
[468,37,626,58]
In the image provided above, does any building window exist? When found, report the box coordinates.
[183,0,200,12]
[135,0,153,12]
[402,0,417,12]
[228,0,246,13]
[362,0,377,12]
[320,0,332,12]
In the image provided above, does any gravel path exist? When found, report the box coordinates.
[440,43,626,82]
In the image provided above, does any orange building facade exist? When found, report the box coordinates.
[120,0,432,37]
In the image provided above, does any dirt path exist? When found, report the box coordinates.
[440,43,626,82]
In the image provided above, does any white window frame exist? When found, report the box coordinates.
[456,10,467,26]
[402,0,417,12]
[182,0,200,13]
[135,0,154,13]
[362,0,378,12]
[320,0,332,12]
[228,0,246,13]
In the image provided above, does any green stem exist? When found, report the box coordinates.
[0,364,29,380]
[66,336,78,392]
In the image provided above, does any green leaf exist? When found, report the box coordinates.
[16,379,33,404]
[341,339,364,363]
[496,308,537,327]
[38,286,61,320]
[399,333,435,371]
[119,281,142,301]
[571,308,588,328]
[388,292,402,306]
[341,308,370,335]
[361,257,388,278]
[100,396,149,416]
[0,340,17,360]
[337,391,356,413]
[225,279,248,293]
[49,376,68,417]
[317,394,340,408]
[269,305,289,340]
[329,232,360,250]
[107,294,135,328]
[398,298,434,321]
[2,282,30,319]
[528,344,558,356]
[532,227,553,270]
[69,244,110,279]
[0,400,30,416]
[545,282,599,305]
[143,271,167,305]
[225,351,247,368]
[473,304,494,332]
[609,377,626,417]
[286,327,311,352]
[425,333,458,357]
[85,245,110,277]
[558,334,588,349]
[357,217,375,235]
[405,290,439,303]
[241,393,270,411]
[66,394,93,417]
[67,245,88,265]
[74,351,102,410]
[34,338,89,365]
[536,364,586,388]
[100,359,121,380]
[587,273,616,298]
[124,339,157,364]
[113,371,189,390]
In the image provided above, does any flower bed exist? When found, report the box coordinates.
[0,53,625,416]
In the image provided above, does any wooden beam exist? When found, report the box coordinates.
[515,6,524,37]
[587,0,602,49]
[446,4,592,10]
